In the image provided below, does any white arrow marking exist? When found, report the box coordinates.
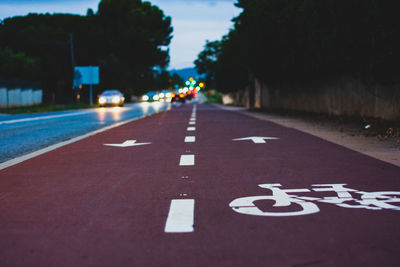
[233,136,279,144]
[104,140,151,147]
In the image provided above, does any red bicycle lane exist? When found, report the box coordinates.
[0,104,201,266]
[188,104,400,266]
[0,103,399,266]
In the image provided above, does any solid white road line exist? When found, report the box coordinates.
[185,136,196,143]
[187,127,196,131]
[179,154,195,166]
[165,199,195,233]
[0,111,92,125]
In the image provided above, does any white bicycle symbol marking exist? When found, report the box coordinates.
[229,184,400,217]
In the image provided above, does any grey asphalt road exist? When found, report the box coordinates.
[0,102,172,163]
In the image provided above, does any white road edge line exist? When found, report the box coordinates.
[179,154,195,166]
[0,111,93,125]
[0,109,170,171]
[185,136,196,143]
[165,199,195,233]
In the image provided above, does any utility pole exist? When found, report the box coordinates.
[70,34,78,103]
[70,34,75,69]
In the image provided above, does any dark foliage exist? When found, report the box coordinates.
[195,0,400,93]
[0,0,174,103]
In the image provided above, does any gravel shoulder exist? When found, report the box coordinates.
[217,104,400,167]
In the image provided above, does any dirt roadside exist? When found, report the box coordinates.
[216,104,400,168]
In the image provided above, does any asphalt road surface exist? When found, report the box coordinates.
[0,102,170,163]
[0,103,399,266]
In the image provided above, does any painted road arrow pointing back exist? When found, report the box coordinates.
[104,140,151,147]
[233,136,280,144]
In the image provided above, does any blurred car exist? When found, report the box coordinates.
[98,90,125,107]
[186,90,196,100]
[158,90,172,102]
[171,92,186,103]
[142,92,160,102]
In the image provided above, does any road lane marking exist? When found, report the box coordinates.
[189,121,196,125]
[0,108,171,171]
[185,136,196,143]
[0,111,92,125]
[165,199,195,233]
[187,127,196,131]
[229,183,400,217]
[104,140,151,147]
[190,118,196,121]
[233,136,280,144]
[179,155,195,166]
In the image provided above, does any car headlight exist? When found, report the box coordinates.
[99,97,106,104]
[142,95,149,101]
[153,95,160,101]
[112,96,120,104]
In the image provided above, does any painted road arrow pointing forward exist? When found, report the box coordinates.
[104,140,151,147]
[233,136,280,144]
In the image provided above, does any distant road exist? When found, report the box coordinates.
[0,102,171,163]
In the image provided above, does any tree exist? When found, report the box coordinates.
[194,40,222,88]
[0,0,173,103]
[195,0,400,94]
[97,0,173,92]
[0,47,40,80]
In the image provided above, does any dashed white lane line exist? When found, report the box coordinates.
[165,199,195,233]
[185,136,196,143]
[166,104,197,234]
[179,154,195,166]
